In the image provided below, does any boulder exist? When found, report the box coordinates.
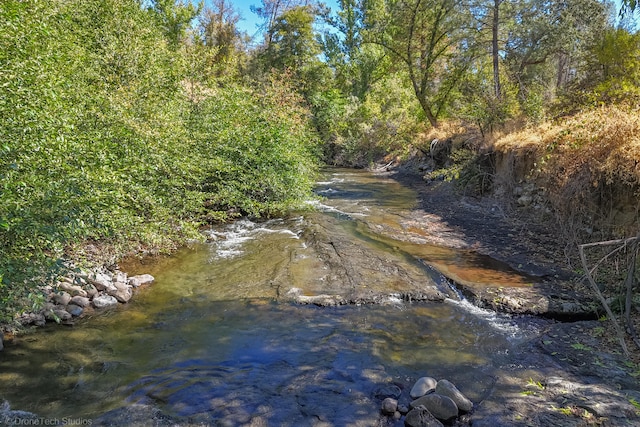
[93,295,118,309]
[51,291,72,306]
[115,271,128,283]
[44,309,72,322]
[375,385,402,399]
[435,379,473,412]
[410,377,438,399]
[108,282,133,303]
[18,312,46,327]
[404,405,444,427]
[85,284,99,298]
[381,398,398,415]
[398,403,410,415]
[57,282,88,297]
[66,304,84,317]
[128,274,155,287]
[70,295,91,308]
[89,272,115,292]
[410,394,458,421]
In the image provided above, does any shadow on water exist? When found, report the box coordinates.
[0,298,518,425]
[114,300,511,426]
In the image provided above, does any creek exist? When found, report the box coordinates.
[0,169,551,425]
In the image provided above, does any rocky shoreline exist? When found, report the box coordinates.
[13,269,155,329]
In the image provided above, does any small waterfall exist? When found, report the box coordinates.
[418,259,464,300]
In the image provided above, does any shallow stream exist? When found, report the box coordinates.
[0,169,549,425]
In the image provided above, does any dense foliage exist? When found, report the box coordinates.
[0,0,318,323]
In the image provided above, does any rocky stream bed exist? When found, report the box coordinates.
[1,167,639,426]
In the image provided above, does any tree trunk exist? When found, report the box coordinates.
[492,0,501,99]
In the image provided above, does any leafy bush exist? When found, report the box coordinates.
[0,0,319,324]
[322,74,424,167]
[187,83,320,219]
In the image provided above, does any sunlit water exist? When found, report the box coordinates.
[0,169,546,425]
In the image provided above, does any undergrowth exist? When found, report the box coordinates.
[493,104,640,246]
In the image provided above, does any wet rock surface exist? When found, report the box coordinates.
[460,318,640,427]
[285,214,446,305]
[389,168,596,319]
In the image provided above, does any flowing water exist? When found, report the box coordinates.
[0,169,548,426]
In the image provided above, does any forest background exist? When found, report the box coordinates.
[1,0,639,325]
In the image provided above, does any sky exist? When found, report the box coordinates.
[196,0,635,42]
[197,0,340,40]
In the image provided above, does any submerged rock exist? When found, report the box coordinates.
[375,384,402,399]
[128,274,155,287]
[381,397,398,415]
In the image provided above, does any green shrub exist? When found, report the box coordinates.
[0,0,319,324]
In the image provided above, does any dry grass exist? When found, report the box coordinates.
[492,104,640,245]
[495,104,640,185]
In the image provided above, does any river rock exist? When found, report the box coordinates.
[61,276,75,285]
[404,405,444,427]
[381,398,398,415]
[410,377,438,399]
[115,271,128,283]
[375,384,402,399]
[85,283,99,298]
[71,295,91,308]
[58,281,88,297]
[87,273,112,291]
[51,291,72,306]
[435,379,473,412]
[46,309,72,322]
[18,312,46,327]
[66,304,84,317]
[128,274,155,287]
[108,282,133,303]
[410,394,459,421]
[93,294,118,308]
[89,272,114,291]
